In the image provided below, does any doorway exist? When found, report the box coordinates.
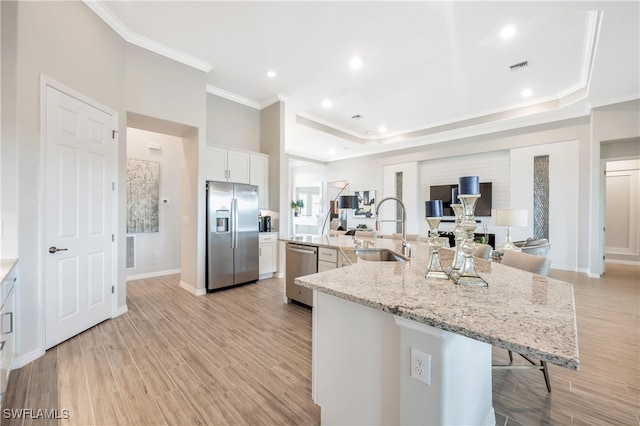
[43,81,118,349]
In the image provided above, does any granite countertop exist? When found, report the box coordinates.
[284,235,579,370]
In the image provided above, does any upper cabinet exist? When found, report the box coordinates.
[205,146,250,184]
[250,153,269,209]
[205,146,270,209]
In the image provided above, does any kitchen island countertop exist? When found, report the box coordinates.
[283,234,579,369]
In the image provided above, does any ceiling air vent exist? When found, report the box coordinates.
[351,114,363,119]
[510,61,529,71]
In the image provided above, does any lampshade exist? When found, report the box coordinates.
[492,209,528,227]
[337,195,359,209]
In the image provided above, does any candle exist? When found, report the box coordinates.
[459,176,480,195]
[425,200,443,218]
[451,187,460,204]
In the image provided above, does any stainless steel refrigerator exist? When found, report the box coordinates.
[206,181,259,291]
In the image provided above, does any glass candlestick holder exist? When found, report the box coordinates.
[444,203,465,277]
[423,217,448,279]
[449,194,488,287]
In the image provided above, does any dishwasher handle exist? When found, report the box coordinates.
[287,247,317,256]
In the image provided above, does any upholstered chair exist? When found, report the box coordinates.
[501,250,551,276]
[474,243,492,260]
[495,250,553,392]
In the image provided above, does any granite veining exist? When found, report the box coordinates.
[282,235,579,370]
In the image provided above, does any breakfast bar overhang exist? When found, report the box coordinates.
[293,236,579,425]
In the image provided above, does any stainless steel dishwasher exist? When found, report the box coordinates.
[286,243,317,307]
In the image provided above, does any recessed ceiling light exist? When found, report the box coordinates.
[378,126,387,133]
[322,99,332,108]
[349,56,363,70]
[521,88,532,98]
[329,148,336,155]
[501,25,517,39]
[266,70,277,78]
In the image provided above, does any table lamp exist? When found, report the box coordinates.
[493,208,528,252]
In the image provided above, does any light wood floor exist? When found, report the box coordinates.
[3,263,639,425]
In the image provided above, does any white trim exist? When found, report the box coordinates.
[605,259,640,266]
[206,85,261,109]
[588,272,601,278]
[483,408,497,426]
[126,268,181,281]
[12,348,45,370]
[180,280,207,296]
[260,93,289,109]
[40,75,119,354]
[114,305,129,317]
[82,0,212,73]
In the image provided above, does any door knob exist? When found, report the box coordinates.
[49,246,68,254]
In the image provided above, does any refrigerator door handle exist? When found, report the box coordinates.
[231,198,238,248]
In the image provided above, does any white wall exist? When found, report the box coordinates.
[419,151,509,240]
[207,94,260,152]
[126,128,182,278]
[510,140,579,271]
[605,159,640,264]
[291,115,597,272]
[589,100,640,276]
[7,1,208,366]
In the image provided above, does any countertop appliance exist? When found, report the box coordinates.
[206,181,259,291]
[262,215,272,232]
[285,243,317,306]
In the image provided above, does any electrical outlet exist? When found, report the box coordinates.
[410,347,431,385]
[153,250,160,258]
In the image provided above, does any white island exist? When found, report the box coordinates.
[288,235,579,425]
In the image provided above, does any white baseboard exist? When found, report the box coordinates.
[12,347,45,369]
[606,259,640,266]
[180,280,206,296]
[588,272,601,278]
[114,304,128,317]
[259,272,274,280]
[276,272,285,278]
[484,408,497,426]
[126,268,181,281]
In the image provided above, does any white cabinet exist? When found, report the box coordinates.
[0,260,17,408]
[318,247,338,272]
[205,146,250,184]
[259,232,278,278]
[250,153,269,209]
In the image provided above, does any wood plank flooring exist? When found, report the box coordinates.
[3,263,639,425]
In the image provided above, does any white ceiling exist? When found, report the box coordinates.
[91,1,639,162]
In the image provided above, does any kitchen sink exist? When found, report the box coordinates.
[353,248,408,262]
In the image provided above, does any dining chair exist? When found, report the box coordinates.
[495,250,553,392]
[392,233,419,241]
[354,230,378,238]
[474,243,492,260]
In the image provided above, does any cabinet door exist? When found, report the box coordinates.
[227,151,250,184]
[259,243,276,275]
[206,147,228,181]
[318,260,337,272]
[250,154,269,209]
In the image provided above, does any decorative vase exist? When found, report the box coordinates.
[423,200,447,280]
[449,194,488,287]
[444,202,465,277]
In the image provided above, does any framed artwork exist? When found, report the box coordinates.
[353,190,376,218]
[127,159,160,233]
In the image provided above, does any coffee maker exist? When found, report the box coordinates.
[262,215,272,232]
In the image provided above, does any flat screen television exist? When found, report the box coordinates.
[429,182,492,216]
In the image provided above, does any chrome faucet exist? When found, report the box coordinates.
[375,197,411,257]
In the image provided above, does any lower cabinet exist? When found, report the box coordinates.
[259,232,278,278]
[318,247,338,272]
[1,260,17,408]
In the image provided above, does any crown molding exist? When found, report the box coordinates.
[206,85,261,109]
[83,0,212,73]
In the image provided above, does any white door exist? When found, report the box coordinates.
[44,86,116,349]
